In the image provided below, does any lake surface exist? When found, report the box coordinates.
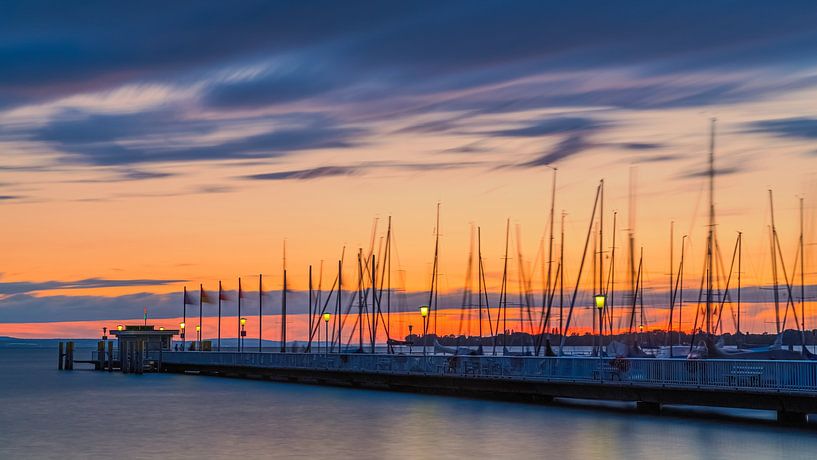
[1,347,816,459]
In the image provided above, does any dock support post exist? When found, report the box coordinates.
[636,401,661,415]
[58,342,64,370]
[778,410,808,425]
[123,342,131,374]
[96,341,104,370]
[137,341,144,374]
[66,341,74,370]
[107,341,114,371]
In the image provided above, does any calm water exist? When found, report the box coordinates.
[1,348,816,459]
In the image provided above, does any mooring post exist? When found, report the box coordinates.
[66,341,74,370]
[137,341,144,375]
[58,342,64,370]
[96,341,104,371]
[107,340,114,372]
[123,342,130,374]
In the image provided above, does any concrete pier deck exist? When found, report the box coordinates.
[158,352,817,424]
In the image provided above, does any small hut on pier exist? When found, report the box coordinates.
[109,325,178,373]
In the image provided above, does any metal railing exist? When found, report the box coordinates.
[158,352,817,394]
[90,349,120,362]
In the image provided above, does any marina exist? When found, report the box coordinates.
[62,327,817,425]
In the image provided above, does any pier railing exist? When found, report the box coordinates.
[159,352,817,394]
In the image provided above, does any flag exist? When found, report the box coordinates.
[184,289,196,305]
[200,289,213,304]
[218,284,232,301]
[238,278,246,299]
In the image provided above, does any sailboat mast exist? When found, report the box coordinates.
[427,203,441,337]
[628,167,637,338]
[545,168,557,339]
[801,197,806,333]
[371,253,377,353]
[358,249,364,352]
[737,232,742,335]
[669,221,674,338]
[337,259,342,352]
[769,191,781,334]
[560,211,565,338]
[599,180,604,342]
[679,236,687,345]
[478,227,484,339]
[608,211,617,333]
[706,118,716,336]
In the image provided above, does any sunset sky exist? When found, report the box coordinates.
[2,1,817,338]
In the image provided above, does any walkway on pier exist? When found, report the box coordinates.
[158,352,817,423]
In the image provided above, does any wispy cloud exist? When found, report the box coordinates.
[517,134,594,167]
[0,278,185,296]
[245,165,360,181]
[745,117,817,139]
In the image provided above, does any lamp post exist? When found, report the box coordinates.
[408,324,414,354]
[240,317,247,352]
[196,325,201,351]
[419,305,429,356]
[594,294,606,360]
[323,313,331,356]
[179,322,186,350]
[102,327,108,341]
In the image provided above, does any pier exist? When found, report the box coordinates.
[156,351,817,425]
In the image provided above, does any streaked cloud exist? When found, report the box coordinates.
[0,278,185,296]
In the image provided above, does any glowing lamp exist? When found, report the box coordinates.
[195,325,201,332]
[180,322,186,330]
[594,294,606,310]
[240,317,247,326]
[419,305,429,318]
[159,327,165,331]
[323,313,331,323]
[116,325,124,331]
[639,324,644,333]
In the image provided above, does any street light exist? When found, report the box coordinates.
[419,306,429,356]
[408,324,414,354]
[196,325,201,350]
[323,313,331,356]
[240,317,247,351]
[117,324,124,331]
[595,293,606,362]
[180,322,186,350]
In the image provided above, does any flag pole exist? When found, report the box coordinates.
[182,286,187,349]
[259,274,263,352]
[238,277,242,352]
[282,241,288,353]
[218,281,222,351]
[308,265,313,353]
[199,283,204,351]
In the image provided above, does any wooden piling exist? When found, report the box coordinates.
[123,341,131,374]
[107,341,114,371]
[58,342,64,370]
[96,341,105,371]
[65,341,74,370]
